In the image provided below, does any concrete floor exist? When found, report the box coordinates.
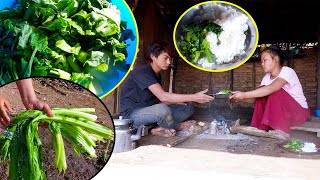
[95,144,320,180]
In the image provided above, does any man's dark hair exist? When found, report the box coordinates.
[146,41,173,61]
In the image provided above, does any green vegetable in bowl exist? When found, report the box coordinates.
[219,89,232,94]
[283,139,303,151]
[0,108,113,180]
[177,20,223,64]
[0,0,135,95]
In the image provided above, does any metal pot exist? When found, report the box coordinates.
[113,116,143,153]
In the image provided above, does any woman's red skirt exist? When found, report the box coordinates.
[251,88,310,133]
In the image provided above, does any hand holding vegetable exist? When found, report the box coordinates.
[193,89,215,103]
[0,94,14,127]
[25,98,53,128]
[0,108,114,180]
[24,98,53,118]
[16,79,53,117]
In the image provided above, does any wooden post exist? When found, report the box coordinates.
[252,60,256,89]
[317,24,320,108]
[208,72,213,94]
[230,70,234,91]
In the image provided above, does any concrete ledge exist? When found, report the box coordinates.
[291,119,320,137]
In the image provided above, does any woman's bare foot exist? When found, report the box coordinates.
[269,129,290,139]
[151,127,176,137]
[178,120,197,131]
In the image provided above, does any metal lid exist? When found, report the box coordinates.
[113,116,132,126]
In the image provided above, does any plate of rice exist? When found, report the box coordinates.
[279,139,320,155]
[174,1,259,72]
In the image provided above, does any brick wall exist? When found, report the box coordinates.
[173,61,211,94]
[294,48,318,108]
[174,46,319,108]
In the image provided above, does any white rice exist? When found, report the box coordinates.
[193,3,249,69]
[301,142,317,153]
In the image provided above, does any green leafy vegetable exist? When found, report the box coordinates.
[0,0,135,95]
[0,108,114,180]
[283,139,303,151]
[220,89,232,94]
[178,20,223,64]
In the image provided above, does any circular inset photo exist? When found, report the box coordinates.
[0,0,138,98]
[0,77,114,179]
[174,1,258,72]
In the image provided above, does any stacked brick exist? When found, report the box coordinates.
[174,47,318,108]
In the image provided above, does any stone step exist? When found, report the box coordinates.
[291,119,320,137]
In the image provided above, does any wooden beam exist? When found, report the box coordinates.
[208,72,213,94]
[230,70,234,91]
[252,62,256,89]
[317,24,320,108]
[230,119,287,140]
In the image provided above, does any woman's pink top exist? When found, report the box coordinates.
[260,66,308,108]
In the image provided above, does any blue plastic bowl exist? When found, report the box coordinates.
[0,0,16,9]
[0,0,138,98]
[315,109,320,117]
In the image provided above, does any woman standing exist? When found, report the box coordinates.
[230,45,310,138]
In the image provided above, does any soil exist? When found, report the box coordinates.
[0,78,114,180]
[102,105,320,179]
[136,105,320,159]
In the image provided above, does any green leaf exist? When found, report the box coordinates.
[178,20,223,64]
[50,68,71,80]
[70,72,93,88]
[18,23,33,49]
[95,63,108,72]
[30,31,48,53]
[59,0,79,18]
[55,39,81,55]
[24,47,38,77]
[49,122,67,174]
[95,20,119,37]
[67,54,82,72]
[85,51,109,67]
[283,140,303,151]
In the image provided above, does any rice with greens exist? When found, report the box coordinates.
[186,4,249,69]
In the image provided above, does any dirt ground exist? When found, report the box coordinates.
[101,105,320,180]
[137,125,320,159]
[128,101,320,159]
[0,78,114,180]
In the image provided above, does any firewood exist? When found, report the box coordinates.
[230,119,286,140]
[167,124,209,148]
